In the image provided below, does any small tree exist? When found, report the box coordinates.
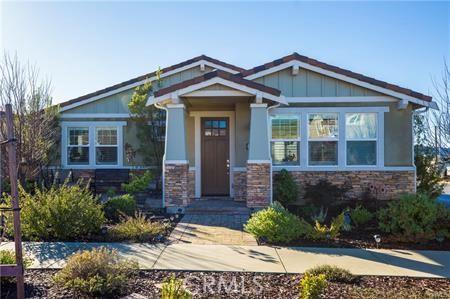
[0,52,58,186]
[415,154,444,198]
[128,72,165,183]
[273,169,299,206]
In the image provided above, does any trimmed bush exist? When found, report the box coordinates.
[244,202,311,244]
[161,275,192,299]
[122,171,152,194]
[54,247,138,297]
[299,273,327,299]
[9,183,105,241]
[104,194,136,223]
[305,265,356,283]
[378,193,449,242]
[350,205,373,227]
[273,169,299,206]
[109,212,168,242]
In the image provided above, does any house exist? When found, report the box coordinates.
[57,53,436,212]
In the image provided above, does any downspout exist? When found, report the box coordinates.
[411,106,429,193]
[155,102,168,208]
[267,102,281,204]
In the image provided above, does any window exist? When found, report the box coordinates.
[67,127,89,165]
[308,113,338,165]
[346,113,377,165]
[95,127,118,165]
[63,122,124,168]
[270,115,300,165]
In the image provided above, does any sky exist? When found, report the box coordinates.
[1,1,449,104]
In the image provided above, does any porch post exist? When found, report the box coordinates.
[246,103,272,208]
[164,103,190,212]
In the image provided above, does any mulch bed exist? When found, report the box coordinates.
[1,270,449,298]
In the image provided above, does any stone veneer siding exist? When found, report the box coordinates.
[246,162,271,207]
[164,163,190,207]
[280,170,415,200]
[233,170,247,202]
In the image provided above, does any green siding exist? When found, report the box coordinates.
[254,68,382,97]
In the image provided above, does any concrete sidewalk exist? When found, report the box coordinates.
[1,242,449,278]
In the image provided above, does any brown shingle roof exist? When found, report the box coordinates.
[153,70,281,98]
[60,55,245,108]
[240,52,432,102]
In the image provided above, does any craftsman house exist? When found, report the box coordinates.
[57,53,435,212]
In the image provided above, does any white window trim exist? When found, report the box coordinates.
[270,115,301,166]
[269,106,388,171]
[61,121,126,169]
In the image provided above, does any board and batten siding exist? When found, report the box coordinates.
[253,68,383,97]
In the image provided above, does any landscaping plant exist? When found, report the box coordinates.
[54,247,138,297]
[349,205,373,227]
[414,154,444,199]
[0,250,32,284]
[244,202,311,244]
[273,169,299,207]
[7,183,105,241]
[378,193,449,242]
[122,170,153,194]
[161,275,192,299]
[104,194,137,223]
[304,179,352,209]
[309,213,345,241]
[305,265,356,283]
[109,212,168,242]
[299,273,327,299]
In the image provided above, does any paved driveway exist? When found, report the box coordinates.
[169,214,257,245]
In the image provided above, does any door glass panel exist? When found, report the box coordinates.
[219,121,226,128]
[205,129,212,136]
[219,129,226,136]
[212,120,219,128]
[205,121,212,128]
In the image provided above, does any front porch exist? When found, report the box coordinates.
[147,71,285,212]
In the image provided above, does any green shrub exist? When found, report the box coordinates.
[304,179,351,208]
[54,247,138,297]
[109,212,168,242]
[299,273,327,299]
[273,169,299,206]
[122,171,152,194]
[161,275,192,299]
[308,213,344,241]
[244,202,311,244]
[104,194,136,223]
[305,265,356,283]
[8,183,105,241]
[378,193,449,242]
[0,250,33,284]
[350,205,373,227]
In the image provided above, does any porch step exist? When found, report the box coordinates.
[185,199,251,215]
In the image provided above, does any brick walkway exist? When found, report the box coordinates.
[169,214,257,245]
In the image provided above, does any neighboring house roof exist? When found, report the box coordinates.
[59,55,245,110]
[149,70,285,105]
[241,52,432,102]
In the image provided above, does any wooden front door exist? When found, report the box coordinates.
[201,118,230,196]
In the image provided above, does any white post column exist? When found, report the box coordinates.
[164,103,190,212]
[246,103,271,208]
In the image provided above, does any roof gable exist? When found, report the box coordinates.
[242,52,432,103]
[60,55,245,112]
[148,70,285,105]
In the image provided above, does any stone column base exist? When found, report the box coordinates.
[233,170,247,202]
[246,162,271,208]
[164,162,189,211]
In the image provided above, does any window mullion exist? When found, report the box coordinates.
[339,111,346,168]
